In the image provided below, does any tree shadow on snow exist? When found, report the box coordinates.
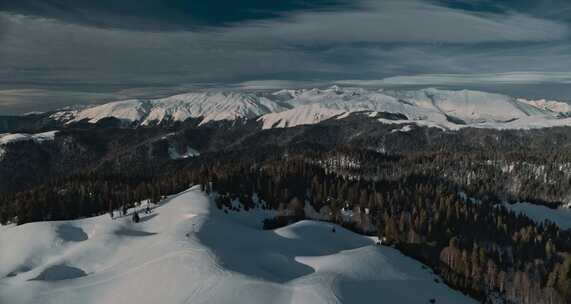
[115,227,157,237]
[196,206,372,283]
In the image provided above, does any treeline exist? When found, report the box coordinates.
[0,172,195,224]
[315,148,571,207]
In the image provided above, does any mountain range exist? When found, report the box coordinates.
[44,86,571,130]
[3,86,571,304]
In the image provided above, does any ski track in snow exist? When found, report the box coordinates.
[0,186,476,304]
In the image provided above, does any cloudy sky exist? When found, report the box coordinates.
[2,0,571,114]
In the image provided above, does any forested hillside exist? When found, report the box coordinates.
[3,116,571,304]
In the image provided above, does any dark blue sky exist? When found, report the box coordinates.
[1,0,571,114]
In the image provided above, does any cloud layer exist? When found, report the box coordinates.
[341,72,571,86]
[1,0,571,114]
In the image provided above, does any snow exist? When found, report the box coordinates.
[423,88,528,123]
[504,202,571,230]
[391,125,414,133]
[517,98,571,114]
[473,115,571,130]
[55,92,289,126]
[0,131,58,146]
[378,118,449,130]
[49,86,571,130]
[258,104,345,129]
[168,145,200,160]
[69,99,146,124]
[263,86,571,130]
[0,131,57,160]
[0,187,475,304]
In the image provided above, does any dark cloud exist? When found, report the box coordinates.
[0,0,355,30]
[0,13,8,41]
[436,0,571,19]
[0,0,570,114]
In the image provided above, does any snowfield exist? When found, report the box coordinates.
[0,187,475,304]
[504,202,571,230]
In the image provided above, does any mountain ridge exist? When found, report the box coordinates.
[45,86,571,130]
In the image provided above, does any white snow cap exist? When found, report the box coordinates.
[0,131,58,146]
[49,87,571,130]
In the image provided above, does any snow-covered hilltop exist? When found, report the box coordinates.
[0,131,58,146]
[0,187,476,304]
[49,86,571,130]
[0,131,58,160]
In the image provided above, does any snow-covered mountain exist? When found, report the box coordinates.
[0,131,58,146]
[0,131,58,160]
[0,186,476,304]
[50,92,289,126]
[49,86,571,130]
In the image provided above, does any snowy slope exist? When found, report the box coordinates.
[258,104,346,129]
[53,92,289,126]
[0,187,476,304]
[504,202,571,230]
[278,86,447,124]
[0,131,57,159]
[67,99,147,124]
[517,98,571,115]
[385,88,525,123]
[269,87,571,130]
[0,131,58,146]
[48,86,571,130]
[168,145,200,160]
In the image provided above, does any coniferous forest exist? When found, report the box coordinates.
[2,117,571,304]
[2,145,571,304]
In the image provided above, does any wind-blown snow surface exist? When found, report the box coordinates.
[0,187,475,304]
[49,86,571,130]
